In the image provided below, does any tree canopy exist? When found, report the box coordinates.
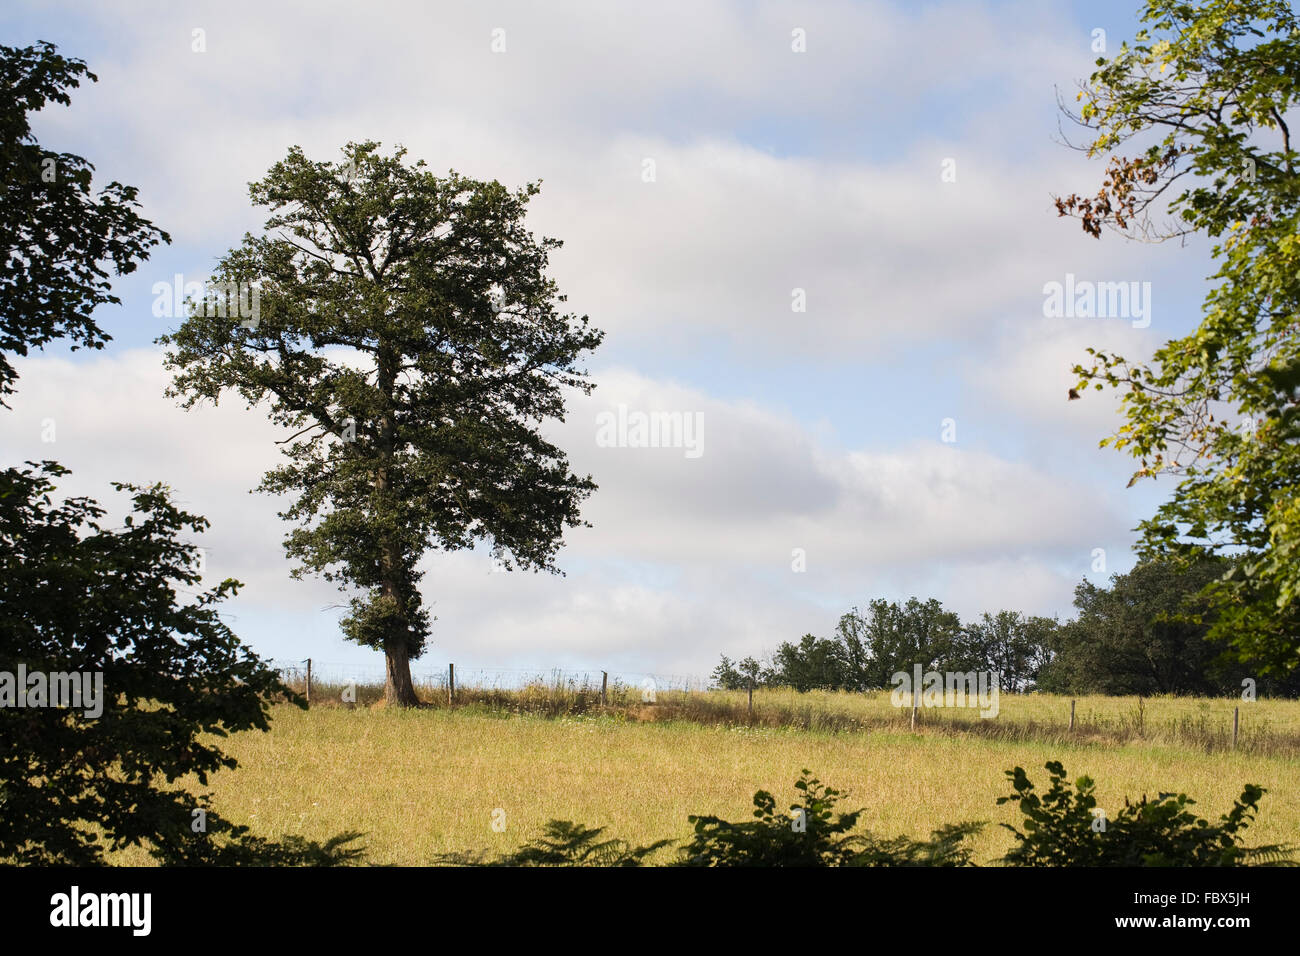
[1060,0,1300,675]
[0,41,168,406]
[1039,557,1299,696]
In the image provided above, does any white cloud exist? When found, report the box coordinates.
[23,0,1128,361]
[965,315,1160,444]
[1,0,1184,677]
[1,351,1129,673]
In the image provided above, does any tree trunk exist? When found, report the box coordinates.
[374,342,422,708]
[384,638,421,707]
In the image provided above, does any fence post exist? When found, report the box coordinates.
[1233,706,1239,749]
[448,663,455,706]
[747,679,753,721]
[911,681,918,731]
[601,671,608,706]
[1069,699,1075,732]
[305,658,312,707]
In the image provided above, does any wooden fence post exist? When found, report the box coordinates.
[1069,699,1075,732]
[305,658,312,707]
[747,679,753,721]
[601,671,608,706]
[1233,706,1239,749]
[448,663,455,706]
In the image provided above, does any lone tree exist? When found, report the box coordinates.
[1059,0,1300,675]
[160,142,603,706]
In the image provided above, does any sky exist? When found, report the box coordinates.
[0,0,1221,686]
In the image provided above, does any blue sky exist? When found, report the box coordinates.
[1,0,1221,683]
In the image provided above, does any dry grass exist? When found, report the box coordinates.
[296,680,1300,757]
[108,687,1300,866]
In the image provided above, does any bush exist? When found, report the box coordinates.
[996,760,1296,866]
[678,770,980,867]
[433,821,670,867]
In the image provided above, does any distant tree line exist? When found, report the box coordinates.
[713,558,1300,697]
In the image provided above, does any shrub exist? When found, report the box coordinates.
[433,821,670,867]
[996,760,1296,866]
[677,770,980,867]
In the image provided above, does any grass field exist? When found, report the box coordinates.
[110,687,1300,865]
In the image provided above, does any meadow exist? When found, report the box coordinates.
[111,685,1300,865]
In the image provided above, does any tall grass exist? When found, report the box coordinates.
[284,679,1300,758]
[106,702,1299,866]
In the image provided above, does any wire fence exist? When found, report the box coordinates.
[265,659,712,695]
[258,660,1300,756]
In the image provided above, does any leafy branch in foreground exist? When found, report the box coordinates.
[432,821,670,867]
[677,770,980,867]
[0,461,331,864]
[997,760,1296,866]
[0,41,170,405]
[1056,0,1300,675]
[0,41,359,866]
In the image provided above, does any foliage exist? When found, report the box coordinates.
[720,555,1300,696]
[710,654,765,690]
[677,770,872,866]
[1060,0,1300,675]
[769,634,851,692]
[849,823,985,867]
[850,598,963,690]
[953,611,1057,693]
[158,141,603,705]
[675,770,980,867]
[0,462,313,863]
[1039,557,1300,695]
[0,41,169,405]
[150,811,365,866]
[997,760,1295,866]
[0,40,351,866]
[719,596,1058,693]
[434,821,670,867]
